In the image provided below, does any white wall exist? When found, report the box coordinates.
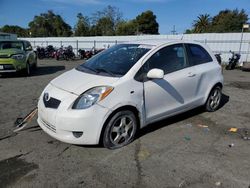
[0,32,17,40]
[20,33,250,63]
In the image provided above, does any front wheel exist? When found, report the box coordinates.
[103,110,138,149]
[205,86,222,112]
[25,62,31,76]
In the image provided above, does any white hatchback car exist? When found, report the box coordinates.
[37,40,223,149]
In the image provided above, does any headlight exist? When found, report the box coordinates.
[11,54,25,60]
[72,86,113,109]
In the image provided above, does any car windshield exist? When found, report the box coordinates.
[0,41,24,50]
[76,44,151,77]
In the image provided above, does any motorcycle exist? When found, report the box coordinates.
[36,45,56,59]
[226,51,241,70]
[64,45,75,60]
[36,46,45,59]
[56,45,75,61]
[45,45,56,58]
[215,53,222,65]
[78,49,86,59]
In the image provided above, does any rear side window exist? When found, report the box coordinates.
[186,44,213,66]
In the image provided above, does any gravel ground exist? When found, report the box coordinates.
[0,59,250,188]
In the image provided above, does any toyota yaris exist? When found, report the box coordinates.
[37,40,223,149]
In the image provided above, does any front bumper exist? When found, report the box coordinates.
[0,58,26,73]
[37,84,111,145]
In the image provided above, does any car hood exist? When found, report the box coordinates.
[50,68,120,95]
[0,49,24,57]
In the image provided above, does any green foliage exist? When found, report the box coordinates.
[28,10,72,37]
[193,14,211,33]
[211,9,248,32]
[135,10,159,34]
[2,7,160,37]
[116,20,137,35]
[74,13,90,36]
[90,5,123,36]
[0,25,29,37]
[187,9,249,33]
[90,8,159,36]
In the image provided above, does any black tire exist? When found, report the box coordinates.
[25,62,31,76]
[103,110,138,149]
[205,86,222,112]
[33,61,37,70]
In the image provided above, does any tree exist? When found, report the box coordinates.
[0,25,29,37]
[116,20,137,35]
[211,9,248,32]
[94,17,115,36]
[186,9,249,33]
[28,10,72,37]
[135,10,159,34]
[91,5,123,36]
[193,14,211,33]
[74,13,90,36]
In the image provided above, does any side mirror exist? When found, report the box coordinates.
[26,46,32,51]
[147,68,164,79]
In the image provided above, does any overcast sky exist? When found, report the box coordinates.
[0,0,249,34]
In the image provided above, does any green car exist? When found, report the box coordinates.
[0,40,37,75]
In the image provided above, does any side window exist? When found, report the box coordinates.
[186,44,212,66]
[24,41,32,50]
[146,44,187,74]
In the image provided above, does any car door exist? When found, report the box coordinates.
[142,43,200,123]
[184,43,214,103]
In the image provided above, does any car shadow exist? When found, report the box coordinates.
[136,93,230,140]
[32,66,65,76]
[153,79,184,104]
[0,65,65,78]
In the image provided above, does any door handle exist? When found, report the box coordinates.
[188,72,196,77]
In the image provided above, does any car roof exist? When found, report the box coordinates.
[126,39,203,47]
[0,39,27,42]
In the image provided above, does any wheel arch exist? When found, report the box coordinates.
[204,82,223,104]
[98,105,141,145]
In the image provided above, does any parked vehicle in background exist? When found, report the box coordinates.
[37,40,223,149]
[45,45,56,58]
[226,51,241,70]
[64,45,75,60]
[78,49,86,59]
[36,45,56,59]
[56,45,75,61]
[0,40,37,76]
[215,53,222,65]
[36,46,45,59]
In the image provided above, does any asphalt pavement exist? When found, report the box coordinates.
[0,59,250,188]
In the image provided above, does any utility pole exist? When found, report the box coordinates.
[171,25,177,35]
[239,24,249,54]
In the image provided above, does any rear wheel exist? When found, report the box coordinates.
[205,86,222,112]
[103,110,137,149]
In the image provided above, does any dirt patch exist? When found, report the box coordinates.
[227,81,250,90]
[0,154,38,186]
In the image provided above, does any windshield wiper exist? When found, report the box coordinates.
[95,68,115,77]
[80,65,97,73]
